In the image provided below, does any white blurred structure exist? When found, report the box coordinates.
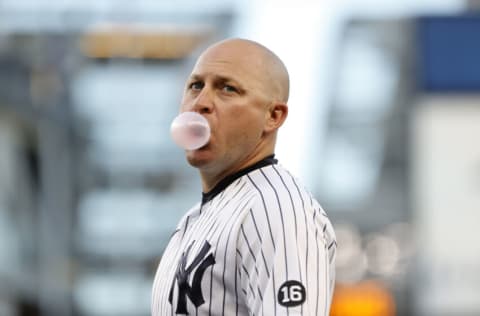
[412,97,480,315]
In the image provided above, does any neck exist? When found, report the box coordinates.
[200,152,274,193]
[199,134,278,192]
[200,154,277,204]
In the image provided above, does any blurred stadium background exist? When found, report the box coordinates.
[1,0,480,315]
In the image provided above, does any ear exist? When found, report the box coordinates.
[264,103,288,133]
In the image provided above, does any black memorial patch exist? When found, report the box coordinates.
[277,280,306,307]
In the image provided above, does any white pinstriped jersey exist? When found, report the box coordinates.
[152,156,336,315]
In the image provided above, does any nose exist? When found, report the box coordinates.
[188,89,214,114]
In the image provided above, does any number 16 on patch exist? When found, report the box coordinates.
[278,280,306,307]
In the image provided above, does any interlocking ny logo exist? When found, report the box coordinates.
[169,241,215,314]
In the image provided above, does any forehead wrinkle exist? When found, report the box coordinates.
[191,59,242,80]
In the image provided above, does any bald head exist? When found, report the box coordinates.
[195,38,290,103]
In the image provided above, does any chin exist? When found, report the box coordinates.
[185,147,213,168]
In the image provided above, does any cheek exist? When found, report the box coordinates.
[179,99,190,112]
[214,101,265,142]
[224,111,264,143]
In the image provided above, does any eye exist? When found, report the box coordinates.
[189,81,204,91]
[222,84,237,93]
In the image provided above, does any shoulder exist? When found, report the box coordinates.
[242,164,334,235]
[174,202,201,229]
[240,164,324,234]
[244,164,316,211]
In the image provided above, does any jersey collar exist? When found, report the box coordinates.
[201,154,278,205]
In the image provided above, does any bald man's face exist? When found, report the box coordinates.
[179,41,281,174]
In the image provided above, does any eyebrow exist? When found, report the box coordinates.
[189,74,240,86]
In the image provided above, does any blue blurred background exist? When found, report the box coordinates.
[1,0,480,315]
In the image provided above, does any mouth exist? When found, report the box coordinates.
[198,142,210,150]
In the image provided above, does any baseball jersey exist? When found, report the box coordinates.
[152,155,336,315]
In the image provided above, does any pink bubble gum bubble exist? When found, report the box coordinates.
[170,112,211,150]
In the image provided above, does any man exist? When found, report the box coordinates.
[152,38,336,316]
